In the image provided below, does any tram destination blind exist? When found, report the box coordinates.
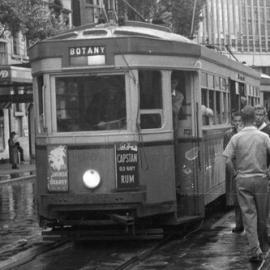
[115,143,139,189]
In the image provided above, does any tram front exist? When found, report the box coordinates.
[29,23,179,233]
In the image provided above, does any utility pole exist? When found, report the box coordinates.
[190,0,197,39]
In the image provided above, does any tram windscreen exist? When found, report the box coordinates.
[55,75,126,132]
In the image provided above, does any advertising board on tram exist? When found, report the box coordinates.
[115,142,139,189]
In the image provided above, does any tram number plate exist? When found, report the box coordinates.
[115,143,139,189]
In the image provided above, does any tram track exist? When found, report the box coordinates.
[0,239,70,270]
[1,198,224,270]
[113,221,204,270]
[5,199,264,270]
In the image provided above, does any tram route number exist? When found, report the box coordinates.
[115,143,139,189]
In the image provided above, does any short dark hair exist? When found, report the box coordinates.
[11,131,16,136]
[241,105,255,123]
[232,111,241,119]
[254,105,266,114]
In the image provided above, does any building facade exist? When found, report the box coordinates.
[0,31,33,162]
[197,0,270,74]
[196,0,270,110]
[71,0,116,26]
[0,0,73,162]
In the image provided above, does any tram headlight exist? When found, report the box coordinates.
[82,169,101,189]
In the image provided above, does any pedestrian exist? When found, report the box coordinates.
[255,105,270,136]
[15,141,25,162]
[223,105,270,262]
[223,112,244,233]
[8,131,19,169]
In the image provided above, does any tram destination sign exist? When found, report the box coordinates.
[69,45,106,66]
[115,142,139,189]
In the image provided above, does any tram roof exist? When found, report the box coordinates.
[29,21,260,80]
[45,21,193,44]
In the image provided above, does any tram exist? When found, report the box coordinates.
[29,21,261,237]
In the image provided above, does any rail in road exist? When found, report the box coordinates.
[0,163,36,184]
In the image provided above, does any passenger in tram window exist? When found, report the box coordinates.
[8,131,19,169]
[171,78,184,118]
[171,77,184,132]
[201,105,214,125]
[223,112,244,233]
[223,105,270,262]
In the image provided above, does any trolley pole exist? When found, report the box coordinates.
[190,0,197,39]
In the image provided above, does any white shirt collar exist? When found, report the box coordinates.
[241,126,257,131]
[258,122,267,130]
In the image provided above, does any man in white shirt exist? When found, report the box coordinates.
[223,105,270,262]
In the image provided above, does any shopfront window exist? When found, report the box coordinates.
[56,74,126,132]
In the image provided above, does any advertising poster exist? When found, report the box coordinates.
[115,142,139,189]
[47,145,68,192]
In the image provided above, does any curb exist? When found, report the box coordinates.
[0,174,36,185]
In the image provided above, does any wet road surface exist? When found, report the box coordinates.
[14,240,156,270]
[0,178,269,270]
[11,212,269,270]
[0,179,41,253]
[132,213,268,270]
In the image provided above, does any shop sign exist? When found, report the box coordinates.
[115,142,139,189]
[0,69,10,81]
[47,145,68,192]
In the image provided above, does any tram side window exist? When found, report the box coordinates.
[201,74,229,126]
[37,75,45,133]
[56,75,126,132]
[139,70,162,129]
[0,110,4,151]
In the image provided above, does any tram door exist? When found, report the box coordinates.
[171,71,203,218]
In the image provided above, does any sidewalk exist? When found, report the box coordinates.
[0,161,36,177]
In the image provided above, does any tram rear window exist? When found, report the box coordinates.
[55,75,126,132]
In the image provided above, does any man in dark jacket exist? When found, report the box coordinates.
[8,131,19,169]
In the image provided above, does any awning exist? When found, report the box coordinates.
[0,65,32,86]
[0,65,33,103]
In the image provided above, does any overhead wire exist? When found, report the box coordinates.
[118,0,146,22]
[110,0,149,170]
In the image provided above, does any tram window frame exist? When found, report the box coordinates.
[36,75,45,133]
[54,74,127,132]
[0,111,4,152]
[201,73,229,126]
[138,70,163,130]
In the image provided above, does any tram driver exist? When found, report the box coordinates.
[87,87,126,130]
